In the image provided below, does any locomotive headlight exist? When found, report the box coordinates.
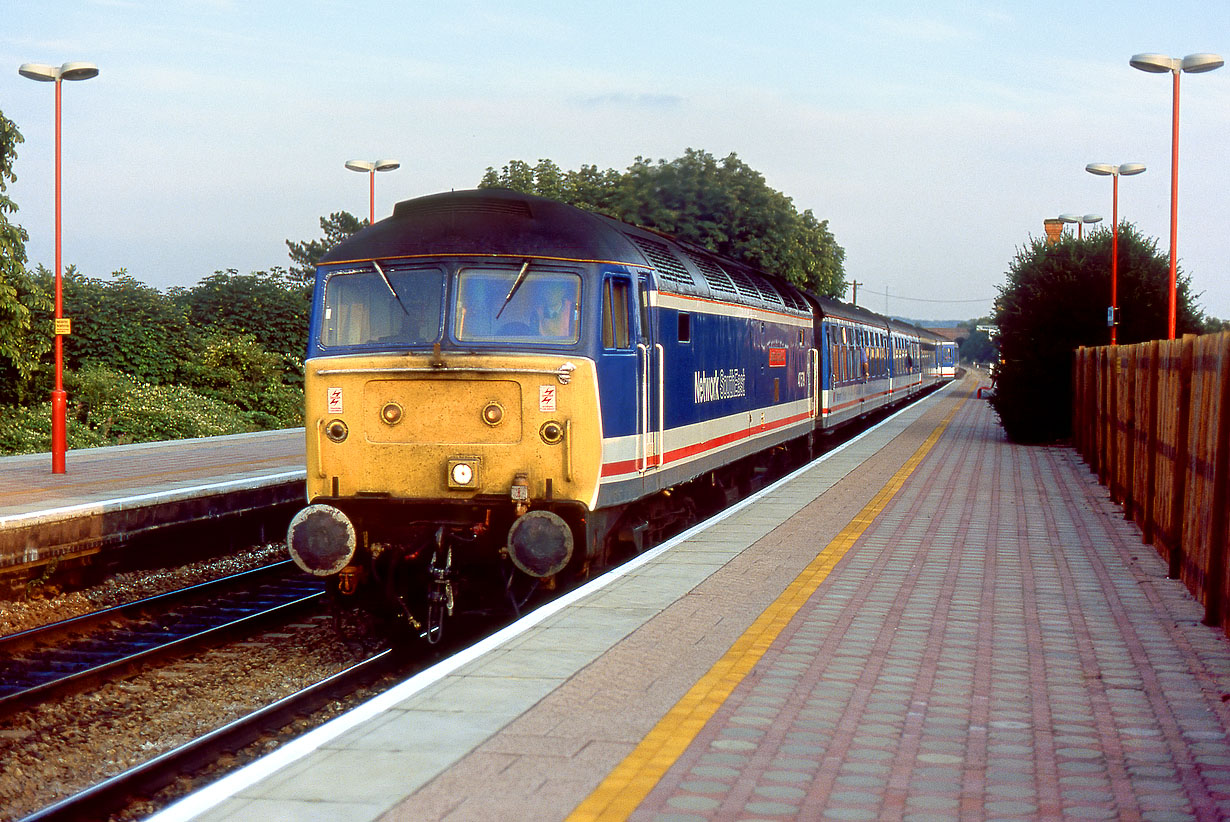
[539,420,564,445]
[447,457,480,489]
[325,419,349,443]
[380,402,404,426]
[481,402,504,426]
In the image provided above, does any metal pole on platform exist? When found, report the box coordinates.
[1130,52,1224,340]
[344,159,400,224]
[1086,163,1145,346]
[19,60,99,474]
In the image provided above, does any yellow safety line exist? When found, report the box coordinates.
[567,395,967,821]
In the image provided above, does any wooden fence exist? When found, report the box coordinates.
[1073,333,1230,632]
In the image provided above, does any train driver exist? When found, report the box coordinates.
[537,281,577,338]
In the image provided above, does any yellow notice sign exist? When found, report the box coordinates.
[54,318,72,336]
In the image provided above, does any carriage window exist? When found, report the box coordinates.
[677,312,691,343]
[455,267,580,343]
[320,266,445,347]
[602,277,632,349]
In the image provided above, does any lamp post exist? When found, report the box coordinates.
[1130,52,1224,339]
[1058,213,1103,240]
[19,61,99,474]
[344,159,400,224]
[1086,163,1146,346]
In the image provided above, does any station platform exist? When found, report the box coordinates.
[151,375,1230,822]
[0,430,305,583]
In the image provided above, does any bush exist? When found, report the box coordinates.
[0,367,269,455]
[177,333,303,429]
[991,224,1200,443]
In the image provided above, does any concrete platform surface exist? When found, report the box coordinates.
[0,429,304,576]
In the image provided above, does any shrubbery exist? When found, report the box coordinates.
[0,366,277,454]
[991,224,1201,443]
[0,268,309,456]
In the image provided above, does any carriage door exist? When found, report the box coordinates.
[637,274,663,473]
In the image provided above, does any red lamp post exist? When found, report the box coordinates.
[1130,52,1224,339]
[344,159,400,224]
[19,61,99,474]
[1086,163,1146,346]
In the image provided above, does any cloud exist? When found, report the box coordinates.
[575,92,685,110]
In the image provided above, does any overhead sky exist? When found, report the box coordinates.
[3,1,1227,321]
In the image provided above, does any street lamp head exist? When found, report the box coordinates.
[345,159,376,173]
[1086,163,1144,177]
[19,61,98,82]
[1131,52,1224,74]
[374,160,400,172]
[1083,214,1103,225]
[59,62,99,81]
[1131,53,1179,73]
[1182,53,1224,73]
[1058,213,1081,224]
[18,62,59,81]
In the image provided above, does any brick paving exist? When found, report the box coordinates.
[626,394,1230,821]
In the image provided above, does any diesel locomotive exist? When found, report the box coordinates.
[286,189,952,640]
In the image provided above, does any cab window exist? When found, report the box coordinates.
[602,276,632,349]
[454,266,581,343]
[320,266,444,348]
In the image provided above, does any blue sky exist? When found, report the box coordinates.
[3,0,1227,321]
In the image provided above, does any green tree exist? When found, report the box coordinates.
[990,224,1201,443]
[479,149,846,296]
[177,332,302,429]
[0,109,52,403]
[171,267,310,361]
[285,211,366,286]
[55,266,190,385]
[958,319,996,366]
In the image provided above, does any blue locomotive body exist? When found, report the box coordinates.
[287,189,949,639]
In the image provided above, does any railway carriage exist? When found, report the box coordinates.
[937,340,959,379]
[286,189,952,640]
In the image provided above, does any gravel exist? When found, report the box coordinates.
[0,544,386,821]
[0,543,287,636]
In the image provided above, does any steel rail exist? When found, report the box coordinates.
[0,561,324,715]
[18,648,402,822]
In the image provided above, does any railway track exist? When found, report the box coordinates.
[0,561,324,717]
[19,648,404,822]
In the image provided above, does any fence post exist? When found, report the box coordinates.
[1109,345,1121,504]
[1073,347,1086,457]
[1121,344,1136,520]
[1169,335,1195,580]
[1142,340,1160,545]
[1203,333,1230,627]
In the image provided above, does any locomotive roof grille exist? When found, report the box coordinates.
[627,235,696,290]
[721,265,768,302]
[747,272,786,307]
[682,249,738,296]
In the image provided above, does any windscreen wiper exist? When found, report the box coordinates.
[495,259,531,320]
[372,259,410,315]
